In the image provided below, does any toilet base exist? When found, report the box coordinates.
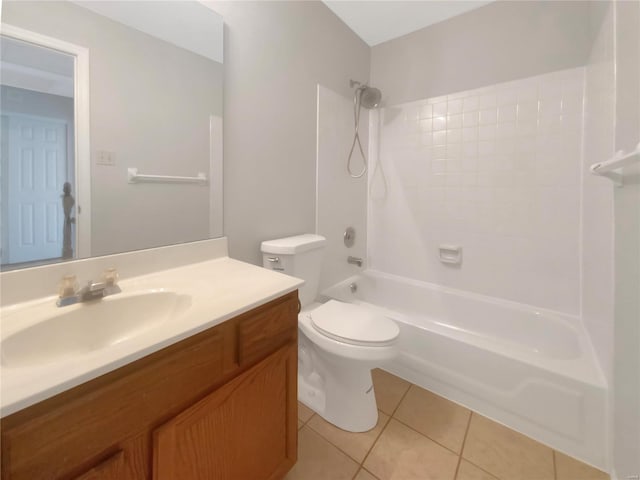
[296,306,398,433]
[298,365,379,433]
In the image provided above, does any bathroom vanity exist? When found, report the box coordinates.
[0,242,302,480]
[1,292,298,480]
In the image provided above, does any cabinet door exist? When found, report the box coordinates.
[153,343,297,480]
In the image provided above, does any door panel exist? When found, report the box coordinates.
[6,114,67,263]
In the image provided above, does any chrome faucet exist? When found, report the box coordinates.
[56,268,121,307]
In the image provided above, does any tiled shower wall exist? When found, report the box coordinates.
[368,68,585,314]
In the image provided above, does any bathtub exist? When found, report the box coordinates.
[322,269,608,471]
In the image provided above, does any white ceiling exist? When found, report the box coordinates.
[323,1,494,46]
[71,1,224,63]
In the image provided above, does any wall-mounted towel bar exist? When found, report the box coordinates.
[127,168,208,185]
[590,142,640,187]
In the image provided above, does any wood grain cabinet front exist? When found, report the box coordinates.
[72,451,129,480]
[72,437,146,480]
[153,343,297,480]
[0,291,299,480]
[237,294,298,366]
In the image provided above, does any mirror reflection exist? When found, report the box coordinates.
[1,37,76,266]
[0,1,224,271]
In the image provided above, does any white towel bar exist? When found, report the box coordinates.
[127,168,208,185]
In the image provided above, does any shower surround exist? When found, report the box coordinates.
[368,67,586,314]
[315,66,611,468]
[354,67,611,470]
[315,69,607,467]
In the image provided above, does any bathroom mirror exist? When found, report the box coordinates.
[0,1,223,270]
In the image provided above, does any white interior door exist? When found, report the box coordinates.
[6,114,67,263]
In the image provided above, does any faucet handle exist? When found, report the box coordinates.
[102,267,119,286]
[59,274,78,298]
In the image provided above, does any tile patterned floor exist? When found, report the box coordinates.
[285,369,609,480]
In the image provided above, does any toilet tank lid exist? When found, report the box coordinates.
[261,234,326,254]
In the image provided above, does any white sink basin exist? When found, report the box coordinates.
[1,290,191,368]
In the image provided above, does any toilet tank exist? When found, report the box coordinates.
[261,234,326,307]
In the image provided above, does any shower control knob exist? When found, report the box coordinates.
[344,227,356,248]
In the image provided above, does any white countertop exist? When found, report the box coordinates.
[0,256,303,417]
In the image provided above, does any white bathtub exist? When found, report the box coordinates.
[322,269,608,471]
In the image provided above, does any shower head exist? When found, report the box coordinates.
[358,86,382,109]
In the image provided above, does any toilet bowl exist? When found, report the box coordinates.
[261,234,399,432]
[297,300,398,432]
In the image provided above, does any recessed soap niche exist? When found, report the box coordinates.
[439,244,462,266]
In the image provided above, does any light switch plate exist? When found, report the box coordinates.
[95,150,115,166]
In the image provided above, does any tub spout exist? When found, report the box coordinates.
[348,256,363,267]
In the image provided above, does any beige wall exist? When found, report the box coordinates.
[210,1,370,264]
[371,1,592,105]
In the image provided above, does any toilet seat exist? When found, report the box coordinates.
[309,300,399,347]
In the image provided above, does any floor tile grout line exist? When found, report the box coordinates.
[461,424,564,480]
[453,411,473,480]
[459,428,560,480]
[351,466,381,480]
[364,466,382,480]
[299,413,314,427]
[460,411,473,457]
[389,383,479,457]
[389,383,413,417]
[297,402,315,426]
[462,456,508,480]
[455,411,521,480]
[359,409,393,471]
[351,383,412,477]
[298,423,363,478]
[390,414,466,458]
[443,404,560,480]
[458,421,511,480]
[304,411,387,466]
[396,377,476,417]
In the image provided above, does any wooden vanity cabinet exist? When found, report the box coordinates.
[0,291,299,480]
[153,343,296,480]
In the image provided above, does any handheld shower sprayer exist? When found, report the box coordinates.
[347,80,382,178]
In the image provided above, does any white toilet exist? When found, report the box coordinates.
[261,234,399,432]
